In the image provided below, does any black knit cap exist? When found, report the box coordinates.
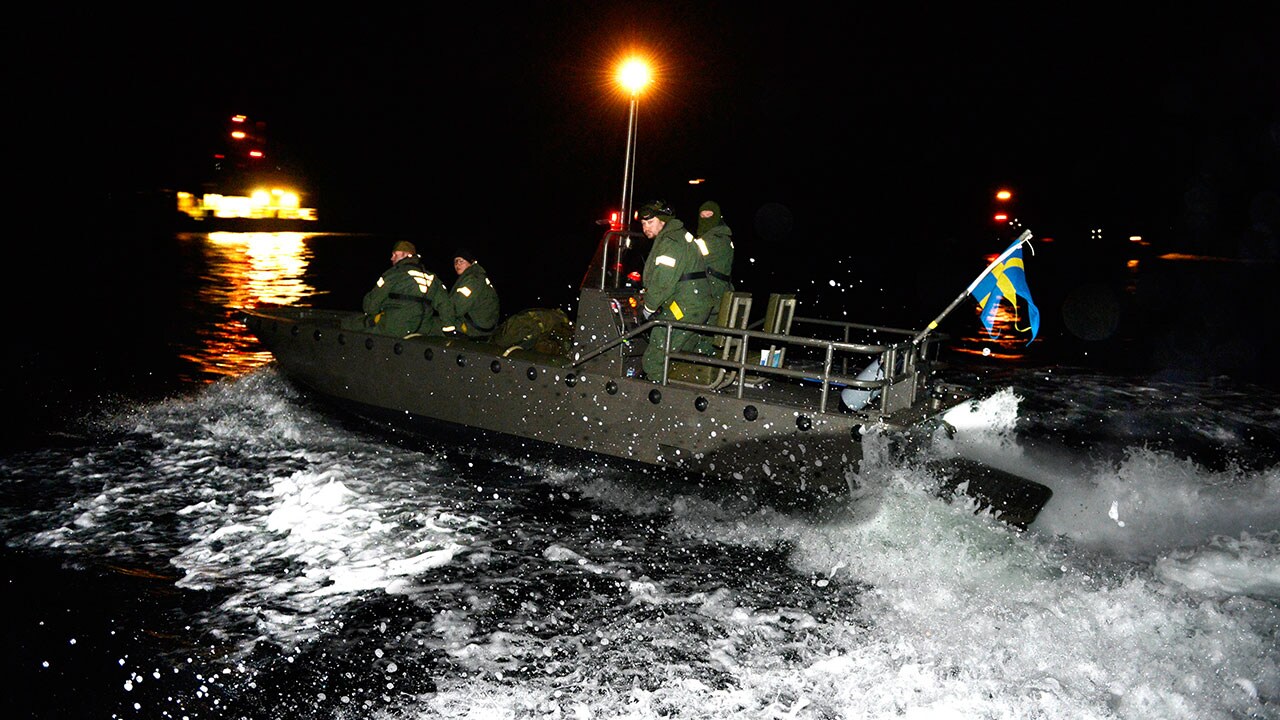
[453,247,478,263]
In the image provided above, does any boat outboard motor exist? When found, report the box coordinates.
[841,359,883,411]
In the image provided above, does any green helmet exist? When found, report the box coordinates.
[638,200,673,221]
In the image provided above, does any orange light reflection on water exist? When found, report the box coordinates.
[950,300,1034,360]
[177,231,323,384]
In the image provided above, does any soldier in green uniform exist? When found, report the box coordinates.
[693,200,735,355]
[638,200,715,379]
[696,200,734,297]
[358,240,450,337]
[443,247,500,339]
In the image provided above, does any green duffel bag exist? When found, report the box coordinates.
[490,308,573,356]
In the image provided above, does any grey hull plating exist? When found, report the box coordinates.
[243,306,871,496]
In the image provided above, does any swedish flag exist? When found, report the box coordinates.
[971,239,1040,344]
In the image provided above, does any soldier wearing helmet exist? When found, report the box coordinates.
[637,200,715,379]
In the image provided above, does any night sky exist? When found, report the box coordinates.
[12,3,1278,304]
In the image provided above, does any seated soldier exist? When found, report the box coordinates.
[353,240,450,337]
[442,247,500,339]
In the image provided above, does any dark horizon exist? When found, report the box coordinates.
[12,4,1278,293]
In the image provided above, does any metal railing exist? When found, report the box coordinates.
[571,316,945,418]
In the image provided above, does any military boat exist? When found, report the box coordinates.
[241,227,1052,528]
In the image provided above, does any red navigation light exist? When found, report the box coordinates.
[248,150,264,158]
[627,271,641,282]
[993,212,1009,223]
[608,210,623,231]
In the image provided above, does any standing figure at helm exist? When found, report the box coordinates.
[638,200,715,379]
[442,247,500,339]
[357,240,450,337]
[693,200,735,354]
[696,200,734,297]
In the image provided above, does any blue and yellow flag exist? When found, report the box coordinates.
[970,239,1040,344]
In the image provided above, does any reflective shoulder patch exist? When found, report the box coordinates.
[408,270,435,292]
[376,277,386,287]
[458,286,473,297]
[684,232,694,241]
[655,255,677,267]
[693,238,709,256]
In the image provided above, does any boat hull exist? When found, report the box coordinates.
[243,306,866,495]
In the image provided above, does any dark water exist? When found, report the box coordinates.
[2,229,1278,719]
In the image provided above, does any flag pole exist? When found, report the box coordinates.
[913,229,1033,345]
